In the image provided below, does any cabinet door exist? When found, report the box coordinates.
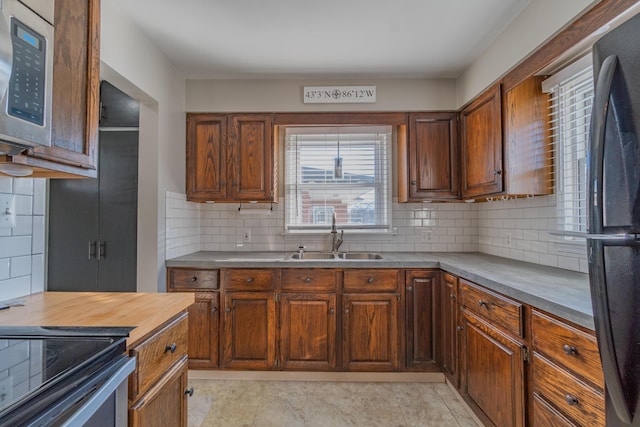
[403,112,459,201]
[222,291,276,369]
[504,76,552,196]
[187,292,219,369]
[460,309,525,427]
[442,273,459,386]
[280,293,337,370]
[186,113,228,201]
[228,114,275,201]
[342,293,399,371]
[129,356,188,427]
[405,270,440,370]
[460,84,503,198]
[16,0,100,175]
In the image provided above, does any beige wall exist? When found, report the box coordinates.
[456,0,597,107]
[186,78,457,112]
[100,2,186,293]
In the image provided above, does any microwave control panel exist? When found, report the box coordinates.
[8,17,46,126]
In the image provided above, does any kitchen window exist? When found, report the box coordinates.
[543,55,594,238]
[284,125,392,233]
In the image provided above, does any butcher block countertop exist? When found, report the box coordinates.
[0,292,195,348]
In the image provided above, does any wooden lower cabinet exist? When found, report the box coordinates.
[405,270,440,370]
[222,291,276,369]
[279,293,337,370]
[442,272,459,386]
[129,356,188,427]
[342,293,399,371]
[460,309,526,427]
[187,292,219,369]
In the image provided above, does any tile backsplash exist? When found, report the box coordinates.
[0,177,46,300]
[166,191,588,273]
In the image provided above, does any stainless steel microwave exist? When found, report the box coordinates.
[0,0,53,154]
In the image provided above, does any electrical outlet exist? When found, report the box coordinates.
[0,376,13,406]
[506,233,512,247]
[243,229,251,242]
[421,229,432,242]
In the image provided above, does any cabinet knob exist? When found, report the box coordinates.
[565,394,579,406]
[478,300,488,307]
[411,181,417,185]
[450,294,456,300]
[165,343,177,354]
[185,387,195,397]
[367,277,375,284]
[493,170,502,176]
[190,276,198,282]
[226,307,231,312]
[345,309,349,314]
[212,306,218,313]
[246,277,254,283]
[329,308,335,315]
[563,344,578,356]
[407,286,413,291]
[457,326,463,332]
[304,277,312,283]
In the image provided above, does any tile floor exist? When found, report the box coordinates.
[188,379,481,427]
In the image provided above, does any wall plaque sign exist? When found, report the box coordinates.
[303,86,376,104]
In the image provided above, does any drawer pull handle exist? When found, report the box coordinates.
[165,343,177,354]
[563,344,578,356]
[246,277,254,283]
[367,277,375,284]
[185,387,194,397]
[565,394,579,406]
[305,277,312,283]
[478,300,488,307]
[190,276,197,282]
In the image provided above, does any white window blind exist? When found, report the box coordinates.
[284,125,392,232]
[543,55,594,236]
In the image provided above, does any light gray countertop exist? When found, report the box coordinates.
[166,251,593,330]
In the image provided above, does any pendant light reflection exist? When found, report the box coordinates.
[334,128,343,179]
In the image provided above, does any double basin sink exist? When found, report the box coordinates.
[289,252,383,260]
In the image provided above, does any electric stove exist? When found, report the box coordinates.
[0,326,135,426]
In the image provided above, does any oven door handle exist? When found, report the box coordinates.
[60,356,136,427]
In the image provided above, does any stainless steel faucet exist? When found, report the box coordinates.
[331,211,344,253]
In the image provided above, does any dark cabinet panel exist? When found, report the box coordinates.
[405,270,440,370]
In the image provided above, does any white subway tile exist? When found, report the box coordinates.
[0,258,9,280]
[12,179,33,196]
[32,216,45,255]
[10,256,31,278]
[0,276,31,300]
[0,177,12,194]
[0,236,31,258]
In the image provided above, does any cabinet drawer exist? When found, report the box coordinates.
[281,269,338,292]
[459,279,523,337]
[343,269,398,292]
[533,353,605,427]
[168,268,219,290]
[533,394,577,427]
[532,310,603,389]
[222,269,276,291]
[129,312,188,400]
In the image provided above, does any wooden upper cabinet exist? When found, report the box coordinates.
[228,114,275,201]
[1,0,100,177]
[503,76,552,196]
[399,112,459,201]
[186,114,227,201]
[460,84,503,198]
[186,113,276,202]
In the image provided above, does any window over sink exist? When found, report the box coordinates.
[284,125,392,234]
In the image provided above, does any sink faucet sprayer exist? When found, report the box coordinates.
[331,211,344,253]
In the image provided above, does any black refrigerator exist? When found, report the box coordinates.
[588,11,640,427]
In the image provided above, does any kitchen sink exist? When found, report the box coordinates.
[289,252,336,260]
[336,252,384,260]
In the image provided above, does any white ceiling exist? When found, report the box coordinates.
[110,0,531,80]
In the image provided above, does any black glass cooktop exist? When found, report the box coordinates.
[0,326,132,421]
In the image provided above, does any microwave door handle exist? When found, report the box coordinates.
[588,54,634,424]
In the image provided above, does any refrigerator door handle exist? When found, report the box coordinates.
[588,54,634,424]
